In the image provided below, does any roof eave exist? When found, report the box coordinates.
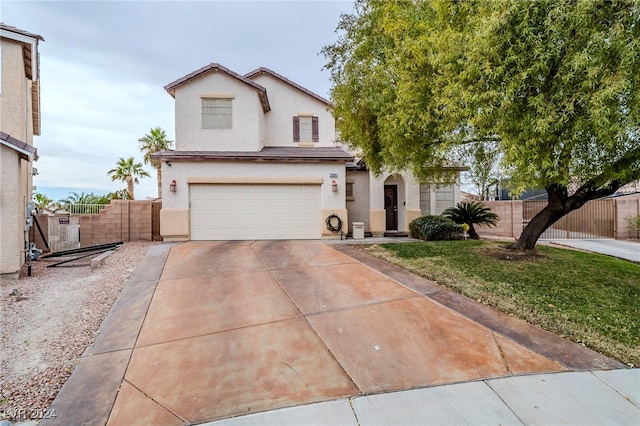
[0,131,37,161]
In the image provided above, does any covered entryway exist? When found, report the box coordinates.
[189,184,321,240]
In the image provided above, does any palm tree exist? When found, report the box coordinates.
[138,127,173,197]
[33,192,53,212]
[107,157,150,200]
[443,201,499,240]
[106,189,131,200]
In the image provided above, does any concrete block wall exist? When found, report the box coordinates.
[476,201,523,239]
[79,200,152,246]
[31,200,154,250]
[30,213,50,251]
[615,194,640,239]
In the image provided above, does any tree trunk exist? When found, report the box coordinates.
[468,224,480,239]
[126,176,134,200]
[510,182,616,250]
[157,167,162,198]
[510,202,566,250]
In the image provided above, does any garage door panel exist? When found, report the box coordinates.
[190,184,320,240]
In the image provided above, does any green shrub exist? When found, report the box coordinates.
[443,201,499,239]
[409,216,464,241]
[626,215,640,234]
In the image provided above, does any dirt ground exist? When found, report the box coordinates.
[0,241,157,422]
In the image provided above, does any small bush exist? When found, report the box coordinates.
[409,216,464,241]
[626,215,640,235]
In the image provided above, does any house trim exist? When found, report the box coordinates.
[188,177,323,185]
[152,146,353,163]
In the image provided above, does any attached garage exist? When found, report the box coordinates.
[190,183,321,240]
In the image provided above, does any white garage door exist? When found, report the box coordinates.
[190,184,321,240]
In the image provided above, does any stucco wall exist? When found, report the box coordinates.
[160,160,347,240]
[249,74,335,147]
[1,37,36,278]
[346,170,370,234]
[162,161,346,211]
[0,144,23,276]
[174,72,264,151]
[368,172,423,232]
[1,39,30,141]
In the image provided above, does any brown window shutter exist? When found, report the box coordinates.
[312,116,319,142]
[293,116,300,142]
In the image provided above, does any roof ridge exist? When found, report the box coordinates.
[164,63,270,112]
[244,67,332,106]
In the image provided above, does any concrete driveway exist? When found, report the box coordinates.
[43,241,627,425]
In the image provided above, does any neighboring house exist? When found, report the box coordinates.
[0,23,43,278]
[153,63,463,241]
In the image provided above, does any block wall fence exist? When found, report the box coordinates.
[30,200,160,251]
[477,194,640,240]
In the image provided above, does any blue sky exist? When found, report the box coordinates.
[2,1,353,200]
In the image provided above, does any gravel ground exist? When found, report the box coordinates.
[0,241,158,422]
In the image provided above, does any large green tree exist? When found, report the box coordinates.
[107,157,150,200]
[138,127,173,197]
[324,0,640,249]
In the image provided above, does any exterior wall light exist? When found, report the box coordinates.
[331,180,338,192]
[170,179,177,192]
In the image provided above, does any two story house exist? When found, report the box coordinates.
[154,63,462,241]
[0,23,43,278]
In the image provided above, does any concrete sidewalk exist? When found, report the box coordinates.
[205,369,640,425]
[42,241,638,426]
[541,238,640,263]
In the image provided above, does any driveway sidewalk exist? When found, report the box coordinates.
[541,238,640,263]
[42,241,637,425]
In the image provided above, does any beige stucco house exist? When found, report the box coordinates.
[0,23,43,278]
[153,63,463,241]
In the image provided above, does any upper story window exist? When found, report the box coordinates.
[293,115,319,143]
[202,98,232,129]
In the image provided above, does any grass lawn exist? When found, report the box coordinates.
[363,240,640,367]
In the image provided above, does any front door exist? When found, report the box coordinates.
[384,185,398,230]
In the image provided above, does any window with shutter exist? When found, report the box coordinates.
[293,116,300,142]
[312,116,319,142]
[293,115,319,143]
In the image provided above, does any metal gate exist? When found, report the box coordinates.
[523,199,615,239]
[48,215,80,252]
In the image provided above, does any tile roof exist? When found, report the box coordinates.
[244,67,332,106]
[0,131,38,161]
[151,146,353,162]
[164,63,270,112]
[0,23,44,41]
